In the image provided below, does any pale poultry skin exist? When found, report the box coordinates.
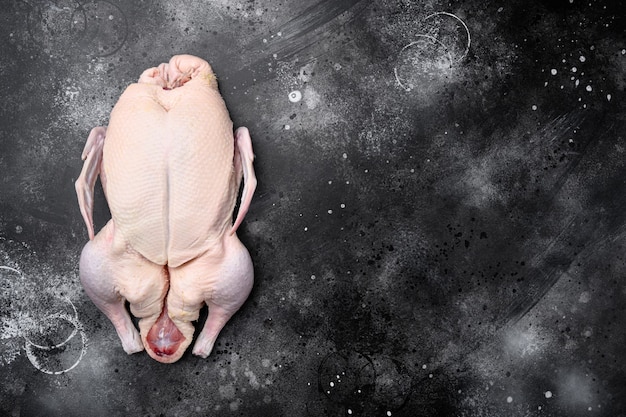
[75,55,256,363]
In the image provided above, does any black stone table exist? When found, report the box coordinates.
[1,1,624,416]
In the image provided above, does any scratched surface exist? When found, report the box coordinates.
[1,0,625,416]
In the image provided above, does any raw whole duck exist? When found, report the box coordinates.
[75,55,256,363]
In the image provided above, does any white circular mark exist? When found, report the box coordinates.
[23,297,88,375]
[545,391,553,398]
[394,34,454,92]
[579,55,586,62]
[532,105,538,111]
[551,68,557,75]
[284,124,290,130]
[507,396,513,403]
[0,265,21,274]
[607,94,612,101]
[585,85,592,92]
[288,90,302,102]
[424,11,471,62]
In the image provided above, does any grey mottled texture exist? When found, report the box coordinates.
[1,0,625,416]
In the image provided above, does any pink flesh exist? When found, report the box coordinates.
[146,304,184,357]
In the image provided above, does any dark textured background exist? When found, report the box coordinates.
[1,0,625,416]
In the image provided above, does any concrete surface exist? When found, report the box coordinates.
[1,0,625,416]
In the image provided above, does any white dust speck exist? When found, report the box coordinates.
[387,412,392,416]
[342,153,348,159]
[532,105,538,111]
[507,396,513,403]
[288,90,302,102]
[348,410,352,415]
[545,391,553,398]
[340,204,345,209]
[571,67,577,72]
[585,85,592,92]
[327,209,333,214]
[579,55,586,62]
[607,94,612,101]
[551,69,557,75]
[284,124,290,130]
[311,275,316,280]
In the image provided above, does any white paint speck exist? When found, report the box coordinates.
[327,210,333,215]
[532,105,538,111]
[507,396,513,403]
[579,55,586,62]
[284,124,290,130]
[387,412,392,416]
[340,204,345,209]
[607,94,612,101]
[585,85,592,92]
[288,90,302,103]
[330,381,334,387]
[551,69,557,75]
[545,391,553,398]
[342,153,347,159]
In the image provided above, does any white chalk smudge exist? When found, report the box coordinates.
[0,265,88,374]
